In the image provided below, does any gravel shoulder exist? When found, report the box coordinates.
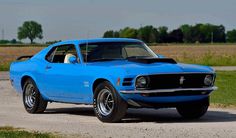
[213,66,236,71]
[0,71,9,80]
[1,80,236,138]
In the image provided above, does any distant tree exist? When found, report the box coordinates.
[181,23,226,43]
[168,29,183,43]
[213,25,226,42]
[0,40,10,44]
[190,23,203,43]
[102,23,228,43]
[10,39,17,44]
[17,21,43,43]
[180,24,193,43]
[46,40,62,45]
[227,29,236,42]
[119,27,137,38]
[137,25,159,43]
[157,26,168,43]
[103,30,113,38]
[103,30,120,38]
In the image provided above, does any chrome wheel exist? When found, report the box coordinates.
[24,83,36,109]
[97,88,114,116]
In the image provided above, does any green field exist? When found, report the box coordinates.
[0,126,56,138]
[211,71,236,107]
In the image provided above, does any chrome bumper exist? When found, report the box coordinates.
[120,86,218,94]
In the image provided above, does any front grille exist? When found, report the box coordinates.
[139,73,214,90]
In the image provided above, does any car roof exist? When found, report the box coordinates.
[50,38,142,47]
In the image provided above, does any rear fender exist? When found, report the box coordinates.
[20,73,49,101]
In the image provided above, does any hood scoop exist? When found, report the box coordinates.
[127,57,177,64]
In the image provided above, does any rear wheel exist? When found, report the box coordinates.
[23,78,47,113]
[93,81,127,122]
[176,97,209,119]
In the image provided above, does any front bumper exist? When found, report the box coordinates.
[120,86,218,94]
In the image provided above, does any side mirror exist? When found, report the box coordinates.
[156,54,165,58]
[68,56,78,64]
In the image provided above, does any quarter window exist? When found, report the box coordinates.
[45,44,78,63]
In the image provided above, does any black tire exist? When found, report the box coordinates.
[93,81,127,123]
[176,97,209,119]
[23,78,48,113]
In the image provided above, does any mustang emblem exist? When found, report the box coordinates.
[180,76,185,85]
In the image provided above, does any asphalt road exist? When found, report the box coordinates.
[1,80,236,138]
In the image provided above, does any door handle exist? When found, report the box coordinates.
[46,66,52,69]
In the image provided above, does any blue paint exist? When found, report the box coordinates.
[10,38,216,105]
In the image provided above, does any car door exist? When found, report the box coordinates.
[41,44,85,101]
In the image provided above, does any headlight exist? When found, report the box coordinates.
[136,76,149,89]
[204,75,213,86]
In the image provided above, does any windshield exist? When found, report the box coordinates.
[80,42,157,62]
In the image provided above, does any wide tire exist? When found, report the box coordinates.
[176,97,209,119]
[23,78,47,113]
[93,81,127,123]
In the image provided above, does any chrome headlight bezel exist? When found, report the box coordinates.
[135,76,150,89]
[204,75,214,86]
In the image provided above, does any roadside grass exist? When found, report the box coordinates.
[177,52,236,66]
[0,63,10,71]
[211,71,236,107]
[0,126,56,138]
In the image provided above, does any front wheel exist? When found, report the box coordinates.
[176,97,209,119]
[23,78,48,113]
[93,81,127,123]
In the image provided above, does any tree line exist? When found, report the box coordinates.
[103,24,236,43]
[1,21,236,44]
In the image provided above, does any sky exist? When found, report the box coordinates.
[0,0,235,42]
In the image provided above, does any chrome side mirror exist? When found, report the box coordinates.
[68,56,78,64]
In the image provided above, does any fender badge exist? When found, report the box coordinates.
[83,81,89,87]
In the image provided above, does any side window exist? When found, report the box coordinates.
[45,44,78,63]
[45,47,57,62]
[80,44,99,62]
[80,44,122,62]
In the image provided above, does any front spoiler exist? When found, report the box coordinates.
[120,86,218,94]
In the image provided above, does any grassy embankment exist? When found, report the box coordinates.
[0,126,56,138]
[211,71,236,107]
[0,46,44,71]
[150,44,236,66]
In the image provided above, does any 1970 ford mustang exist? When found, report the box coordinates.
[10,38,217,122]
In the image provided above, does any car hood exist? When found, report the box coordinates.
[87,60,214,75]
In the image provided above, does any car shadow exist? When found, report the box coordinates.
[45,107,95,117]
[44,107,236,123]
[123,108,236,123]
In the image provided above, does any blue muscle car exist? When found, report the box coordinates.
[10,38,217,122]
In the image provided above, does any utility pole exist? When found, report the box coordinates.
[211,32,214,44]
[140,24,143,39]
[1,29,4,40]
